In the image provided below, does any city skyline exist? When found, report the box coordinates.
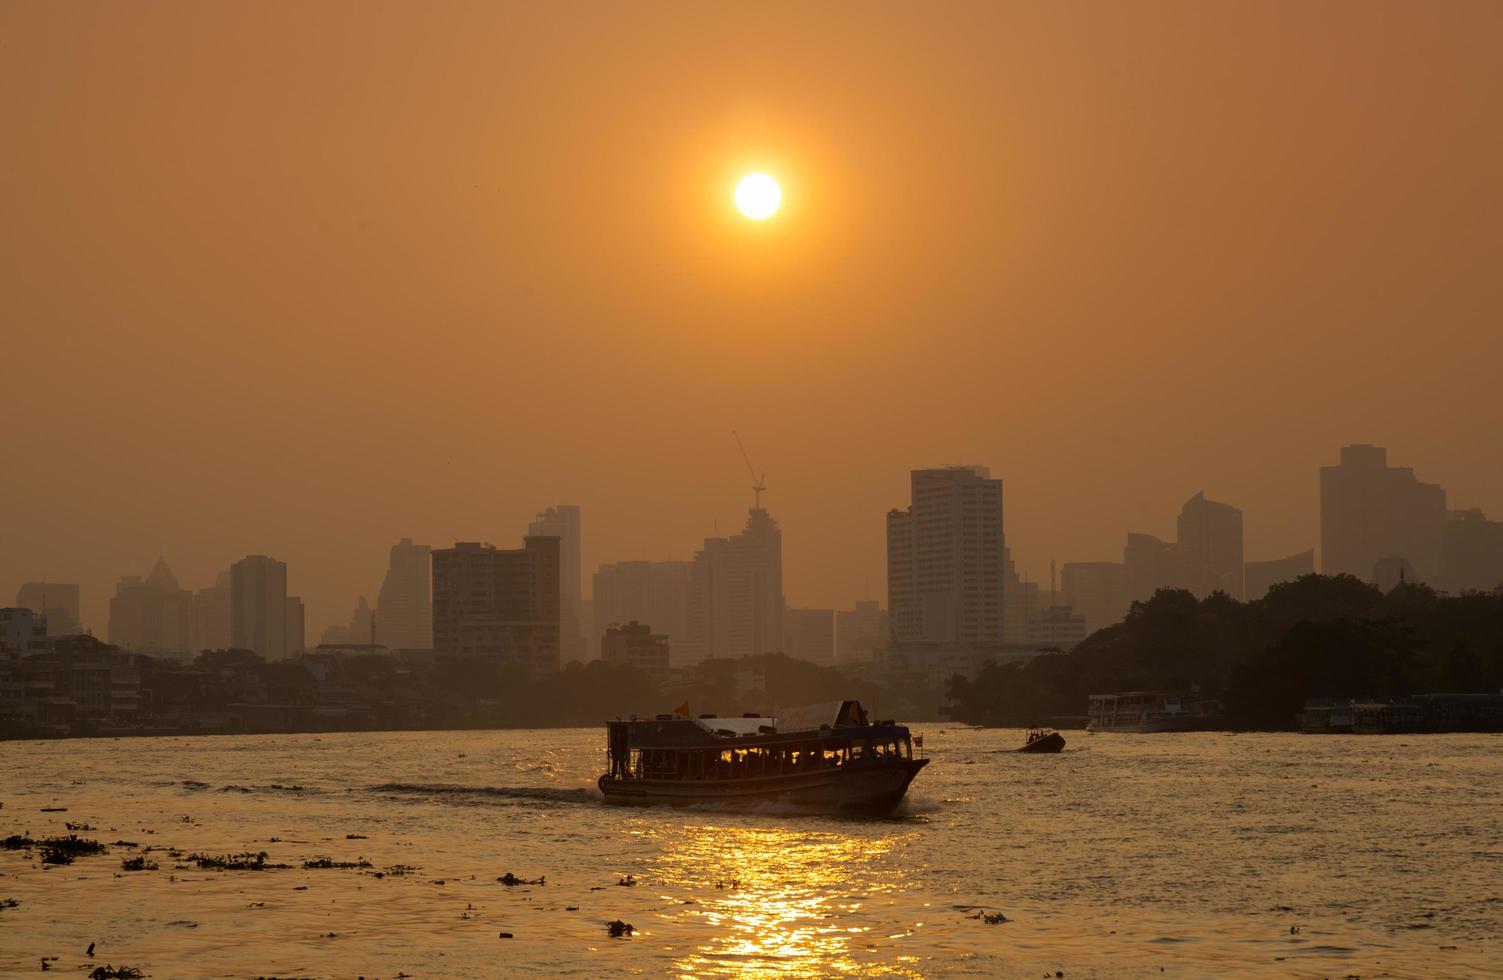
[5,441,1501,640]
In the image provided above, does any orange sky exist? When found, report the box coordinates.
[3,2,1501,636]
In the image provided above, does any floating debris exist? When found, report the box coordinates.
[40,835,109,865]
[497,873,545,886]
[498,932,514,939]
[66,822,96,832]
[617,874,637,887]
[607,919,635,938]
[112,841,141,848]
[40,806,68,812]
[121,856,159,872]
[0,898,19,911]
[344,834,367,840]
[190,851,287,871]
[2,835,35,850]
[88,966,143,979]
[87,942,95,957]
[302,858,373,869]
[565,906,579,911]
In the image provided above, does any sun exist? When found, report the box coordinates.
[735,173,781,220]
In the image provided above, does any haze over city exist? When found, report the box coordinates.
[5,3,1502,639]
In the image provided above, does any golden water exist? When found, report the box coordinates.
[2,728,1499,977]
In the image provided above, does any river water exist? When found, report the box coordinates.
[1,728,1499,978]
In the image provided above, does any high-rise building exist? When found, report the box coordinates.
[1439,509,1503,594]
[431,537,561,675]
[230,555,289,661]
[1244,549,1316,600]
[835,599,887,664]
[1060,561,1129,635]
[1123,532,1177,605]
[375,537,432,650]
[592,560,691,655]
[194,571,232,651]
[682,508,784,666]
[528,506,585,663]
[1027,605,1089,650]
[886,466,1005,645]
[1001,547,1039,644]
[783,607,835,665]
[15,583,81,636]
[1320,444,1447,583]
[284,597,305,655]
[0,607,48,659]
[108,558,195,654]
[1176,492,1244,599]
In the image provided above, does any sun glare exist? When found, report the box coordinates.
[735,173,782,220]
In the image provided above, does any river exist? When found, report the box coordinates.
[2,727,1499,977]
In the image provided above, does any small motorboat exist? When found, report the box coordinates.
[1018,728,1065,753]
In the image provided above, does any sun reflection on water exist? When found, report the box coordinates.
[660,821,924,978]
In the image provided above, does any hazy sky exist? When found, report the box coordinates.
[4,2,1501,637]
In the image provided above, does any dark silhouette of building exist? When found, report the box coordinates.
[1321,444,1447,583]
[1177,491,1244,599]
[783,607,835,665]
[194,571,232,651]
[1440,509,1503,593]
[600,620,669,674]
[431,537,561,675]
[108,558,195,654]
[1060,561,1128,634]
[375,537,432,650]
[835,599,888,664]
[528,506,585,664]
[887,466,1005,644]
[15,582,81,636]
[683,508,784,666]
[285,596,305,656]
[1244,549,1316,600]
[231,555,289,661]
[1123,532,1177,605]
[592,560,691,658]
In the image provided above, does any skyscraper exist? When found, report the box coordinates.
[1320,444,1447,583]
[783,607,835,665]
[682,508,784,666]
[108,558,195,654]
[528,506,585,664]
[886,466,1005,645]
[1060,561,1129,634]
[1176,492,1244,599]
[375,537,432,650]
[230,555,289,661]
[15,582,81,636]
[194,571,232,651]
[285,596,305,655]
[1439,509,1503,594]
[1122,532,1177,605]
[430,536,561,674]
[592,560,691,655]
[835,599,888,664]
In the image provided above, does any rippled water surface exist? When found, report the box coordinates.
[2,728,1500,977]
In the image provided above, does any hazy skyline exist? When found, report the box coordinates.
[4,3,1501,638]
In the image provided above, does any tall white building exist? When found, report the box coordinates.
[528,506,585,663]
[375,537,432,650]
[887,466,1005,645]
[682,508,784,666]
[230,555,288,661]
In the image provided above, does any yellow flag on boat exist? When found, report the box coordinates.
[674,701,691,718]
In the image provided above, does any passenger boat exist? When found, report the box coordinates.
[1087,690,1223,733]
[598,700,927,815]
[1017,728,1065,753]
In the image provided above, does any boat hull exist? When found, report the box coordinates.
[1018,731,1066,753]
[599,759,928,816]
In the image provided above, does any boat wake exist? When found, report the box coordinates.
[369,782,599,806]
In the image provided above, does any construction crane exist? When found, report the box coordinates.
[732,430,767,509]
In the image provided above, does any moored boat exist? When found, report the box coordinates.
[1087,691,1223,733]
[598,699,927,815]
[1017,728,1065,753]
